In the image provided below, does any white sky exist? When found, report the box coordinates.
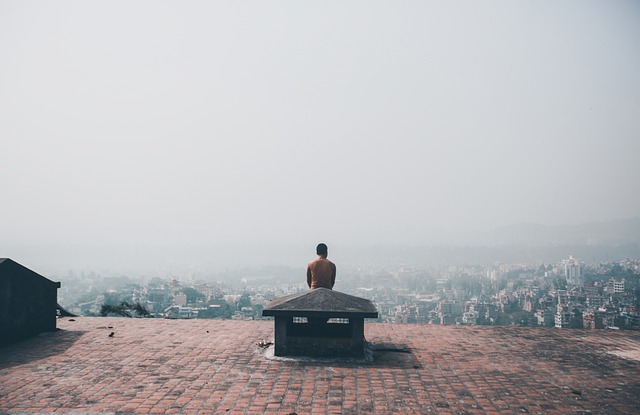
[1,0,639,251]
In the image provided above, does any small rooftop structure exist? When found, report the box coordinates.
[0,258,61,345]
[262,288,378,357]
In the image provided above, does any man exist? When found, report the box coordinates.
[307,243,336,289]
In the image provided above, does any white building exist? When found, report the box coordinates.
[555,304,573,328]
[562,256,582,285]
[164,305,198,319]
[607,278,625,294]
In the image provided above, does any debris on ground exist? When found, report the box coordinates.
[257,339,273,348]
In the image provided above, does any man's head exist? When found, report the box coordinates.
[316,243,328,257]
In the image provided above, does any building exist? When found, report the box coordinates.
[262,288,378,357]
[534,308,555,327]
[436,299,463,325]
[563,256,582,285]
[607,278,625,294]
[0,258,61,345]
[164,305,198,319]
[586,295,605,308]
[173,293,187,306]
[583,309,605,329]
[555,304,573,329]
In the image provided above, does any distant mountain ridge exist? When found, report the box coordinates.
[4,218,639,276]
[336,218,640,267]
[486,217,640,246]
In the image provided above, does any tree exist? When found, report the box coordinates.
[181,287,206,304]
[148,277,166,288]
[198,302,233,319]
[512,311,535,327]
[609,264,624,277]
[569,307,584,329]
[131,302,151,317]
[102,292,124,306]
[252,303,264,317]
[494,312,513,326]
[100,301,150,318]
[237,293,251,309]
[553,276,567,291]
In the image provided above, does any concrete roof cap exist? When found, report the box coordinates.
[262,288,378,318]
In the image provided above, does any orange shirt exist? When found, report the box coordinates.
[306,257,336,289]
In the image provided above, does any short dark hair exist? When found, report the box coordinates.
[316,243,328,256]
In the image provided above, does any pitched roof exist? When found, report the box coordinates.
[262,287,378,318]
[0,258,60,287]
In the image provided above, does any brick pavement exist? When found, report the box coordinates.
[1,317,639,414]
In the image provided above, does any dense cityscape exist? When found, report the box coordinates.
[58,255,640,330]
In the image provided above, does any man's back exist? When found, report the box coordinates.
[307,257,336,289]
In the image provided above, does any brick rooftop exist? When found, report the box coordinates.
[1,317,639,415]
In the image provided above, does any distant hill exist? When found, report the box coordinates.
[339,218,640,266]
[5,218,639,275]
[485,217,640,246]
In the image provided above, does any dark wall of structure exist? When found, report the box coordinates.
[274,316,366,357]
[0,260,60,346]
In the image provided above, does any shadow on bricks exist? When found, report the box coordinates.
[0,327,86,370]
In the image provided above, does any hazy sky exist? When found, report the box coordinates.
[2,1,639,252]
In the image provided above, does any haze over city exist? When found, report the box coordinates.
[1,1,639,275]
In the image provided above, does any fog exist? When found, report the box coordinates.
[1,1,639,275]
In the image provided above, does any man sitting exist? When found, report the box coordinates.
[306,243,336,327]
[307,243,336,290]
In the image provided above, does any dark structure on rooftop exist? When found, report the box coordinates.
[262,288,378,357]
[0,258,60,346]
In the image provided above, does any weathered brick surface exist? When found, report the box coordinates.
[1,317,639,414]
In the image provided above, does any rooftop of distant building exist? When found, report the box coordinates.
[1,317,639,415]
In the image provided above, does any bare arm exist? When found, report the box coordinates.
[330,264,336,288]
[307,265,312,288]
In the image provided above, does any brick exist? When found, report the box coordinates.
[0,318,639,415]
